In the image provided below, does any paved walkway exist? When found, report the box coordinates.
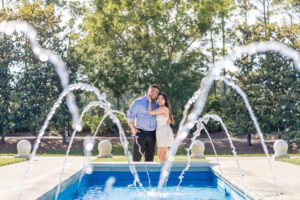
[209,157,300,200]
[0,156,299,200]
[0,156,86,200]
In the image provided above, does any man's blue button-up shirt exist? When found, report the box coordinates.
[127,96,158,131]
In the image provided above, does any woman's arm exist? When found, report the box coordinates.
[148,107,166,115]
[148,96,167,115]
[147,96,156,115]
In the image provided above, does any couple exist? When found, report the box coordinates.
[127,84,174,162]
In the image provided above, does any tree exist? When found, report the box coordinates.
[227,23,299,145]
[204,1,300,146]
[0,8,18,143]
[0,37,15,143]
[236,0,256,25]
[0,2,79,143]
[216,0,234,95]
[273,0,300,25]
[75,0,230,124]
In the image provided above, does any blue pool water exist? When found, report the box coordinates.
[58,169,245,200]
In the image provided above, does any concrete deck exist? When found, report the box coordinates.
[0,156,299,199]
[210,157,300,200]
[0,156,86,200]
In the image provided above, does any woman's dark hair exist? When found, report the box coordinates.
[158,92,174,123]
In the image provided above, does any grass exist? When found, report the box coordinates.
[0,157,27,166]
[276,157,300,166]
[0,153,15,156]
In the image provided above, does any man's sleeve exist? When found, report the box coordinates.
[127,100,139,123]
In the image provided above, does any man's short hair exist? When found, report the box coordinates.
[149,84,160,91]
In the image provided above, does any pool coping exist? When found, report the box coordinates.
[211,167,258,200]
[2,156,298,199]
[92,161,212,171]
[37,169,82,200]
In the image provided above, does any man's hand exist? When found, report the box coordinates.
[129,121,140,135]
[131,127,141,135]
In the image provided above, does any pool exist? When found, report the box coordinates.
[43,162,246,200]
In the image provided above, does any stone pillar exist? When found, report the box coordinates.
[97,140,113,158]
[191,140,205,158]
[15,139,31,159]
[273,139,289,159]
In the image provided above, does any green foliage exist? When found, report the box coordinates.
[232,24,300,137]
[0,0,299,150]
[0,2,78,140]
[204,22,300,141]
[75,0,228,126]
[82,110,130,136]
[282,130,300,147]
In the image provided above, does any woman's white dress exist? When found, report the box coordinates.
[156,115,174,147]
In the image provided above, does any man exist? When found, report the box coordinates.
[127,84,160,161]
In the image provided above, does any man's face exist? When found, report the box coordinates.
[148,86,159,101]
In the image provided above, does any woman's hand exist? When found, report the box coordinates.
[147,94,152,102]
[167,117,172,125]
[148,94,153,114]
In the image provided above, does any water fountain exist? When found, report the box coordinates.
[200,114,245,191]
[1,19,300,200]
[158,41,300,195]
[54,102,153,199]
[176,121,203,192]
[0,21,144,199]
[176,114,243,192]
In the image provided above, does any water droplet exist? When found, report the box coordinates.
[5,27,14,35]
[33,47,42,55]
[85,165,93,174]
[85,142,94,151]
[178,131,188,140]
[187,122,194,129]
[188,113,196,120]
[74,123,82,132]
[168,155,174,161]
[39,53,49,62]
[162,170,169,177]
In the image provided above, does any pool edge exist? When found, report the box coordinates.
[41,161,249,200]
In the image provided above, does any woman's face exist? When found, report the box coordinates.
[156,95,166,106]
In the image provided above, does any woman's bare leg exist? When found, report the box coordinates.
[157,148,162,161]
[157,147,168,162]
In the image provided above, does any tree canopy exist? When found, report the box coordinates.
[0,0,299,148]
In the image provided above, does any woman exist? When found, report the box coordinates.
[148,93,174,162]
